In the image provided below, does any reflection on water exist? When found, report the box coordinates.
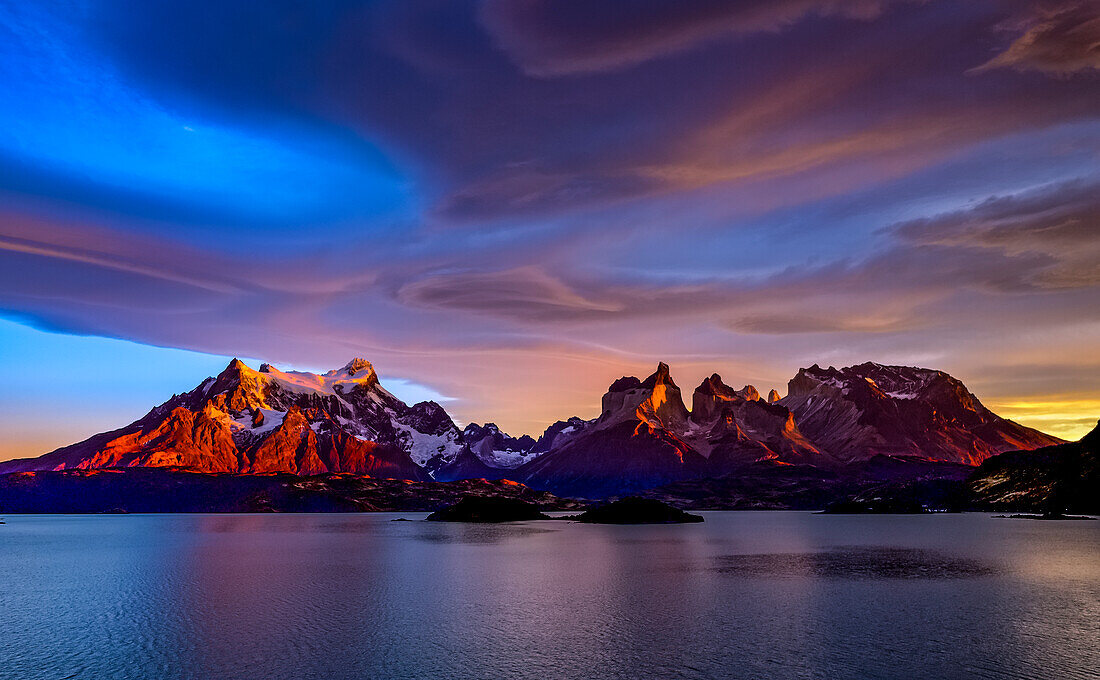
[714,547,997,579]
[0,512,1097,680]
[414,522,559,544]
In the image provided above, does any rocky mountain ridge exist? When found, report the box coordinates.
[0,358,453,478]
[779,362,1060,464]
[0,357,1066,499]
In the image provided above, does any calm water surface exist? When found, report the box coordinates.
[1,512,1097,680]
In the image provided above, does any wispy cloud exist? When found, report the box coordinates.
[479,0,907,77]
[974,1,1100,76]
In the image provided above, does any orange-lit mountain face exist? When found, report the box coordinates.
[516,362,1060,496]
[0,358,457,479]
[522,364,829,496]
[521,363,708,497]
[780,363,1062,465]
[0,358,1063,497]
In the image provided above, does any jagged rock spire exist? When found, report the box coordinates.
[691,373,762,424]
[598,362,688,431]
[640,362,677,389]
[343,358,374,377]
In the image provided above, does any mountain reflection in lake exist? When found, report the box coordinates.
[1,512,1097,680]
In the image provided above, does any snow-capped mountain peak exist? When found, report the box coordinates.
[248,360,382,398]
[0,358,460,478]
[342,357,374,377]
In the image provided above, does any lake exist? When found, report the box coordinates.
[1,512,1097,680]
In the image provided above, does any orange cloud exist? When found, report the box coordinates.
[974,1,1100,76]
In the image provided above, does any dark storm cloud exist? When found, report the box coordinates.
[79,0,1099,223]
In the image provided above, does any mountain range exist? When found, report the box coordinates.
[0,357,1063,498]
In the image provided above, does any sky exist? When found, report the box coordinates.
[1,0,1098,460]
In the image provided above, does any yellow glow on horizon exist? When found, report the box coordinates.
[986,398,1100,442]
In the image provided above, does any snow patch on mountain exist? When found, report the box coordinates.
[257,359,384,399]
[231,409,286,435]
[393,421,464,467]
[474,447,541,469]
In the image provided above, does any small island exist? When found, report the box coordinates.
[425,496,550,522]
[423,495,704,524]
[569,497,704,524]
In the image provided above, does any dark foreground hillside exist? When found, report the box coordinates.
[0,457,974,513]
[633,457,973,510]
[0,468,581,513]
[966,420,1099,514]
[812,421,1100,515]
